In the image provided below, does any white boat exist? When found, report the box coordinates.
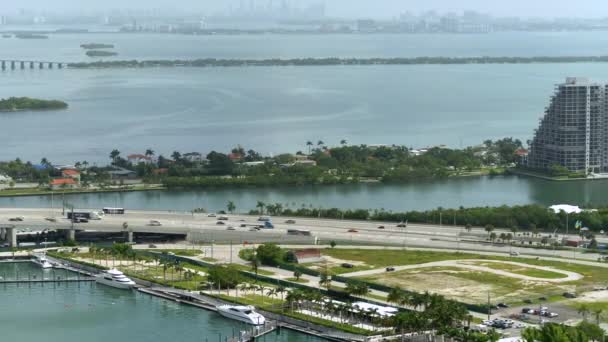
[217,305,265,325]
[32,253,53,269]
[95,269,136,289]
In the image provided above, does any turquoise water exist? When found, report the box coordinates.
[0,262,325,342]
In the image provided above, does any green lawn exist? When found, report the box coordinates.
[155,249,203,257]
[228,264,275,276]
[322,249,482,268]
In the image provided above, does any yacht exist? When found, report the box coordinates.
[32,253,53,269]
[95,269,136,289]
[217,305,266,325]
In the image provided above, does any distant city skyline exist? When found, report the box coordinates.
[5,0,608,19]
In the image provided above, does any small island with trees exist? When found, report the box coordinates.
[80,43,115,49]
[0,97,68,112]
[86,50,118,57]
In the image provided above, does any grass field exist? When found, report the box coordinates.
[467,261,568,279]
[318,248,608,305]
[359,266,563,305]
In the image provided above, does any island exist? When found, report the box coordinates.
[15,33,49,39]
[0,97,68,112]
[86,50,118,57]
[68,55,608,69]
[80,43,115,49]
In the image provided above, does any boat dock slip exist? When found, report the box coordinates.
[0,278,94,284]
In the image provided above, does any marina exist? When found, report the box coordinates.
[0,260,329,342]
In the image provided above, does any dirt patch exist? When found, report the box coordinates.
[308,256,368,270]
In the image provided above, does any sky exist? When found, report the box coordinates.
[5,0,608,19]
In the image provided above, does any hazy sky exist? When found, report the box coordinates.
[7,0,608,18]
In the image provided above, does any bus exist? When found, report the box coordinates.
[67,211,103,220]
[103,207,125,214]
[287,229,312,236]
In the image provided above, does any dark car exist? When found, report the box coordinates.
[240,224,247,228]
[216,221,226,225]
[378,225,385,229]
[9,217,24,222]
[285,220,296,224]
[347,229,359,233]
[563,292,577,298]
[497,303,509,308]
[386,267,396,272]
[341,263,354,269]
[72,218,88,223]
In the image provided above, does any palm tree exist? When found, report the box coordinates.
[145,149,155,158]
[256,201,266,214]
[227,201,236,214]
[578,304,590,321]
[306,141,313,155]
[593,308,604,325]
[250,256,260,279]
[387,287,405,306]
[293,270,302,281]
[340,139,347,146]
[319,272,331,290]
[110,149,120,163]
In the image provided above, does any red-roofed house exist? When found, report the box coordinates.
[228,153,242,161]
[292,249,322,264]
[50,178,78,190]
[61,169,81,183]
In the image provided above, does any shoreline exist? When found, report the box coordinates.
[0,185,166,198]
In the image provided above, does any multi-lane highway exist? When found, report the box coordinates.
[0,208,604,261]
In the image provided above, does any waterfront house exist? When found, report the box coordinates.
[0,174,11,183]
[61,169,81,183]
[127,154,154,165]
[183,152,204,163]
[49,178,78,190]
[108,168,137,180]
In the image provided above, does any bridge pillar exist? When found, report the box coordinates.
[58,63,63,69]
[64,229,75,242]
[48,62,53,69]
[127,231,134,243]
[30,61,34,69]
[7,228,17,248]
[1,61,5,70]
[10,61,15,69]
[39,62,44,69]
[20,61,24,69]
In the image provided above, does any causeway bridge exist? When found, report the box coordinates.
[1,60,67,70]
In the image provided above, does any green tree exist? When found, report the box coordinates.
[227,201,236,214]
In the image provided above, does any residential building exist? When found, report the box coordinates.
[127,154,154,164]
[183,152,204,163]
[108,168,137,180]
[61,169,81,183]
[0,174,11,183]
[49,178,78,190]
[527,77,607,174]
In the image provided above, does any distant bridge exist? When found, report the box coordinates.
[1,60,67,70]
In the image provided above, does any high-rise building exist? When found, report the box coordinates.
[527,77,606,174]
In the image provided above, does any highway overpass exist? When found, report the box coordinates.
[0,208,604,262]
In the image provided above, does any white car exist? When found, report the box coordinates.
[148,220,162,226]
[207,213,216,217]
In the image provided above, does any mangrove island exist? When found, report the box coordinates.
[80,43,115,49]
[0,97,68,112]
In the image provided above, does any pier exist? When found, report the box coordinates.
[0,60,66,70]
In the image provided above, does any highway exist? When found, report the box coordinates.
[0,208,605,261]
